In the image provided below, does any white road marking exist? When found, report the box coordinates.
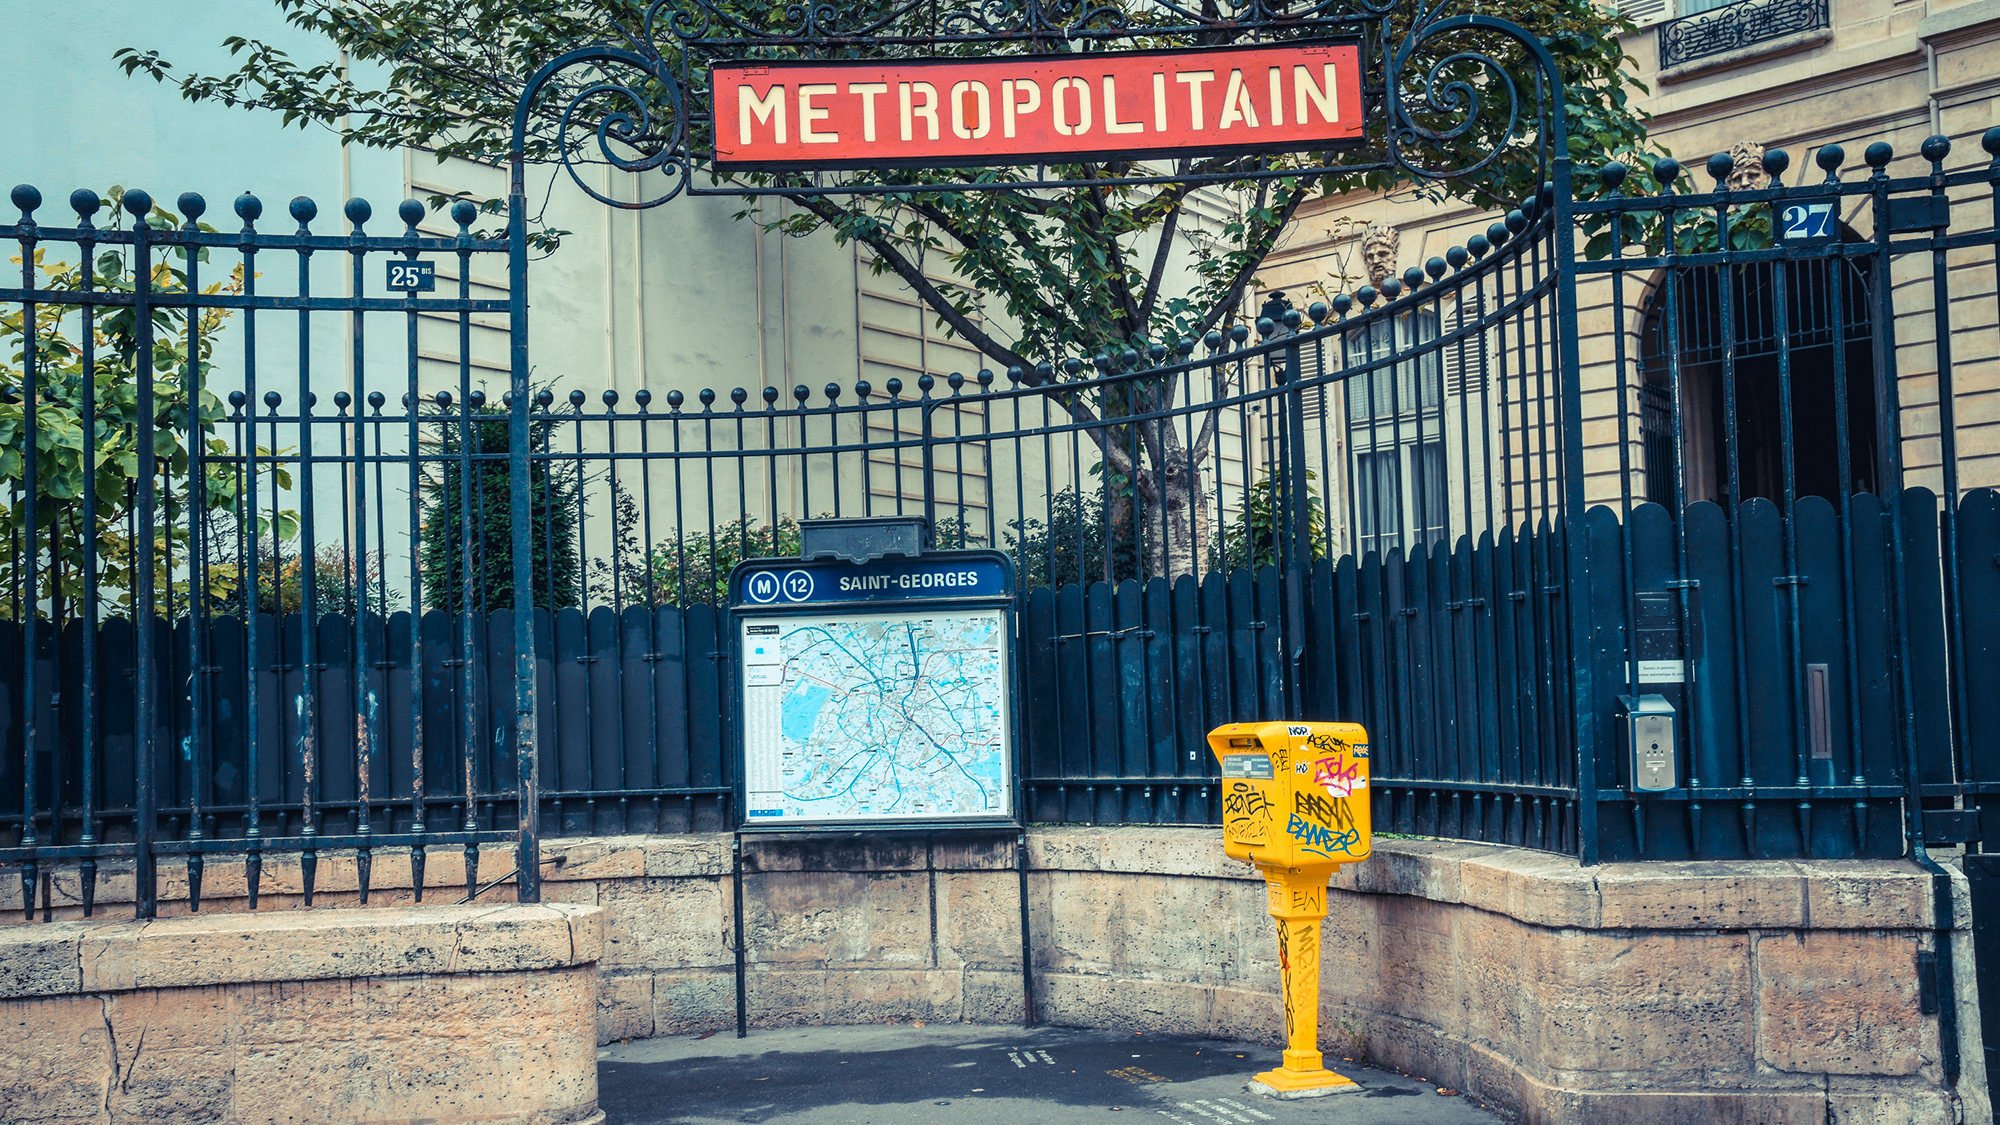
[1008,1051,1028,1068]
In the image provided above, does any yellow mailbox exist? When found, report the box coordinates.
[1209,720,1371,1097]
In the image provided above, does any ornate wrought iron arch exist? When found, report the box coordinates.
[502,0,1574,206]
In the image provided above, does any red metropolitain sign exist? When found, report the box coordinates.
[710,41,1364,171]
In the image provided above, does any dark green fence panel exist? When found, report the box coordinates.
[1960,490,2000,826]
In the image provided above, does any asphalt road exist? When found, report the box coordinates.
[598,1023,1502,1125]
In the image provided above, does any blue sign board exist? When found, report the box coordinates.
[1778,201,1838,244]
[385,260,437,291]
[729,550,1018,830]
[734,556,1008,606]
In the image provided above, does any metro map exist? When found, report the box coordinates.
[741,608,1010,824]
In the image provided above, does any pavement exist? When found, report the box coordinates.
[597,1023,1503,1125]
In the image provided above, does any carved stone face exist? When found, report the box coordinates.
[1728,141,1767,192]
[1359,224,1399,287]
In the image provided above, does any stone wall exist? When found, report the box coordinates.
[0,902,605,1125]
[550,829,1994,1123]
[10,830,1984,1124]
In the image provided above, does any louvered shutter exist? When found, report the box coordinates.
[1443,295,1486,400]
[1619,0,1672,29]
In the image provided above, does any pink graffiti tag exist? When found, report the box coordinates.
[1311,754,1366,798]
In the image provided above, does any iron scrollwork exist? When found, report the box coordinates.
[1386,10,1535,184]
[1658,0,1830,70]
[513,41,694,209]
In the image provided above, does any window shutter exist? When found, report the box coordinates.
[1619,0,1671,28]
[1442,296,1487,400]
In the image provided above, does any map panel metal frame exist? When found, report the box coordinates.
[728,550,1023,833]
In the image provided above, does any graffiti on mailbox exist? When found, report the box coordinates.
[1285,733,1366,857]
[1312,755,1365,797]
[1303,730,1367,799]
[1293,789,1351,831]
[1285,813,1361,857]
[1224,780,1271,843]
[1276,916,1320,1043]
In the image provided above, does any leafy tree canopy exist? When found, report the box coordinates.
[114,0,1662,579]
[116,0,1659,359]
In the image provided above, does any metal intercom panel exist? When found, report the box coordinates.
[1619,694,1678,793]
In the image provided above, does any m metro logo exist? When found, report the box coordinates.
[711,42,1362,171]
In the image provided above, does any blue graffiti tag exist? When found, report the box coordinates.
[1287,814,1363,856]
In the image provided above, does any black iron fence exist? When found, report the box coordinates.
[7,128,2000,919]
[1,172,1574,919]
[0,185,531,917]
[1577,134,2000,863]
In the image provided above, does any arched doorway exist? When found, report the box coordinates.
[1638,243,1877,507]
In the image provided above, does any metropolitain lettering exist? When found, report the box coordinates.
[712,42,1363,171]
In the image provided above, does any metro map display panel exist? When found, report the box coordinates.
[741,608,1011,824]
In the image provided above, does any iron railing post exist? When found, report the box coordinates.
[77,191,103,916]
[181,192,211,913]
[1283,334,1313,716]
[1552,155,1598,867]
[129,189,160,918]
[1865,141,1960,1089]
[14,187,40,921]
[509,157,541,904]
[922,379,938,532]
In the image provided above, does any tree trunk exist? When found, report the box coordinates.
[1141,457,1210,581]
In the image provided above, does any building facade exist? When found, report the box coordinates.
[1259,0,2000,551]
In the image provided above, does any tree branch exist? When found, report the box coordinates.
[900,197,1068,337]
[1085,183,1145,336]
[1193,179,1308,339]
[787,193,1037,376]
[1134,179,1194,330]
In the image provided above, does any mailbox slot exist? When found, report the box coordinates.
[1222,754,1273,779]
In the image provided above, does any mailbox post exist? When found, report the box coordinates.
[1209,720,1372,1097]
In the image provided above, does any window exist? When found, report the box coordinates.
[1345,312,1447,557]
[1352,443,1448,558]
[1345,315,1442,424]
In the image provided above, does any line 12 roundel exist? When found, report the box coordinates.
[741,609,1010,824]
[781,570,815,602]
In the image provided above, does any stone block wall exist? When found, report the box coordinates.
[9,829,1984,1124]
[0,903,605,1125]
[548,830,1033,1037]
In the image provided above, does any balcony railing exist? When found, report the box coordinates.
[1657,0,1830,69]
